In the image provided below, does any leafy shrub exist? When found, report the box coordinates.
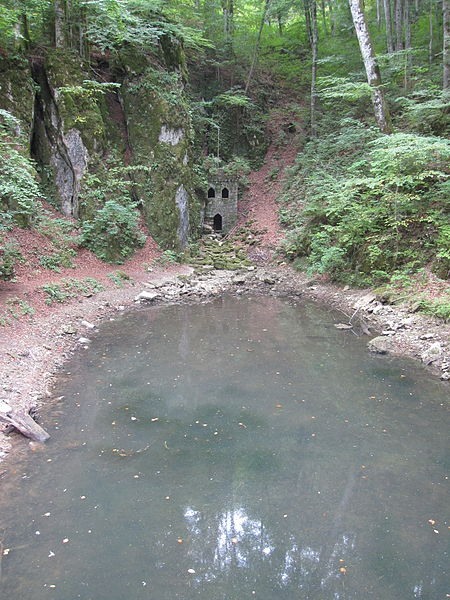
[280,124,450,285]
[0,110,40,227]
[107,270,131,287]
[0,240,23,281]
[5,297,34,318]
[42,278,104,304]
[39,248,76,272]
[152,249,180,267]
[80,201,146,263]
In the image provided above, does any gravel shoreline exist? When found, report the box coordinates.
[1,264,449,463]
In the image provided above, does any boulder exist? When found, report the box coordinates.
[135,291,160,302]
[368,336,396,354]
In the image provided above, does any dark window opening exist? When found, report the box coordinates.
[213,214,223,231]
[208,187,215,198]
[221,187,229,199]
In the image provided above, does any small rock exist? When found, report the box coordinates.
[419,333,434,340]
[80,320,94,329]
[371,304,384,315]
[78,337,91,344]
[61,324,76,335]
[233,275,247,285]
[334,323,353,330]
[246,266,256,271]
[353,293,377,310]
[135,291,160,302]
[440,372,450,381]
[368,336,396,355]
[421,342,443,365]
[401,316,415,327]
[381,330,396,336]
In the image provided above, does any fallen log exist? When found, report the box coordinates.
[0,401,50,443]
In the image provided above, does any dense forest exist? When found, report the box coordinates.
[0,0,449,317]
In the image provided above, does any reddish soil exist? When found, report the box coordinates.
[236,111,301,259]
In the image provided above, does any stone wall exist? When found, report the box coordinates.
[205,176,238,234]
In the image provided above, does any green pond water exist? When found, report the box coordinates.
[1,296,449,600]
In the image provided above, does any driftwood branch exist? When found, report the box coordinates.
[0,401,50,443]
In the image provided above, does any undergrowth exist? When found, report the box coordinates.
[42,277,104,304]
[280,118,450,290]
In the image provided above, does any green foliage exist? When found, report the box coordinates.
[152,249,180,266]
[317,76,372,101]
[107,270,132,287]
[5,297,35,318]
[0,110,40,227]
[80,200,146,264]
[42,277,104,305]
[281,122,450,285]
[39,248,76,272]
[0,239,23,281]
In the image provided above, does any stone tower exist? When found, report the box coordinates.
[204,172,238,234]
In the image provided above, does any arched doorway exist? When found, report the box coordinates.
[221,187,229,198]
[213,213,223,232]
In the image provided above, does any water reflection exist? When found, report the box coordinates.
[0,296,448,600]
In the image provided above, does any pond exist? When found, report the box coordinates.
[1,296,448,599]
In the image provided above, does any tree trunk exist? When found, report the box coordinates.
[0,402,50,443]
[311,0,319,137]
[244,0,270,94]
[222,0,234,55]
[404,0,412,89]
[383,0,395,52]
[394,0,404,49]
[377,0,382,27]
[321,0,328,33]
[444,0,450,90]
[429,0,433,63]
[348,0,393,133]
[329,0,336,35]
[304,0,313,47]
[54,0,65,48]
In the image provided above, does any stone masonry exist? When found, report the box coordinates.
[204,172,238,234]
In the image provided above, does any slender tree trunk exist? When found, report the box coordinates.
[321,0,328,33]
[328,0,336,35]
[428,0,433,63]
[348,0,393,133]
[277,10,284,34]
[377,0,382,27]
[404,0,412,88]
[54,0,65,48]
[394,0,404,49]
[304,0,313,47]
[244,0,270,94]
[383,0,395,52]
[444,0,450,90]
[222,0,234,55]
[311,0,319,137]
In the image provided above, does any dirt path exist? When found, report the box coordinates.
[236,114,300,257]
